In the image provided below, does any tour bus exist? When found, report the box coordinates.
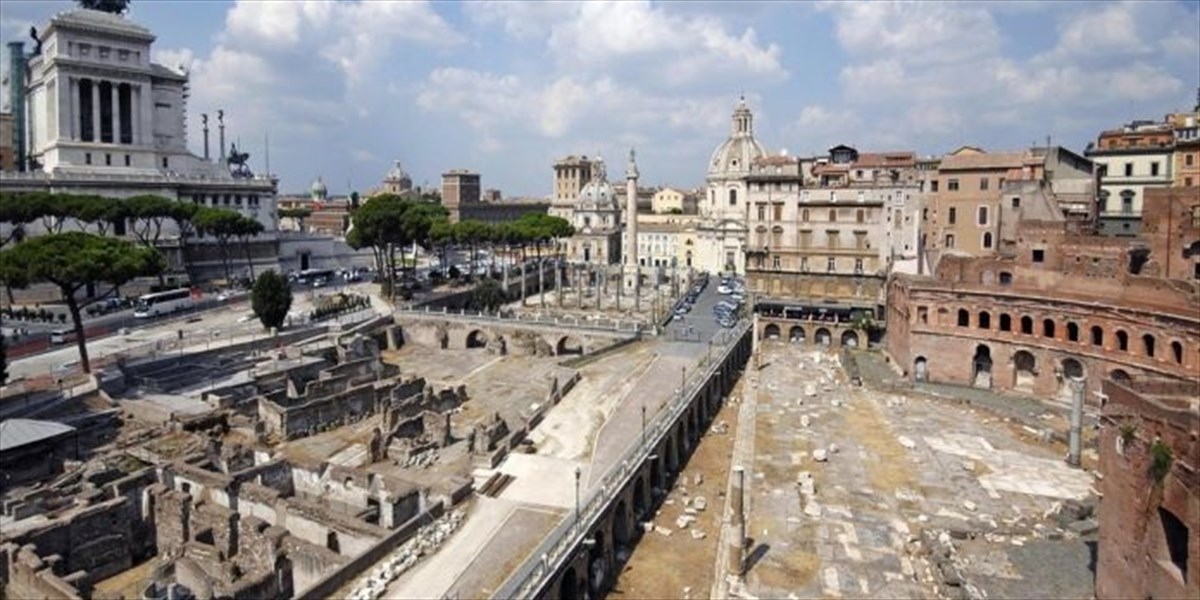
[134,288,194,318]
[295,268,336,287]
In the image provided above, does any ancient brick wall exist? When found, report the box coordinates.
[1096,379,1199,600]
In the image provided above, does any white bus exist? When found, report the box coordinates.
[134,288,194,318]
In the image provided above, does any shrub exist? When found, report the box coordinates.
[1149,439,1173,483]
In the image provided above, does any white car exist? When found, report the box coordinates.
[717,285,732,295]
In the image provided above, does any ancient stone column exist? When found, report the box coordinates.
[556,265,563,308]
[539,261,546,308]
[1067,380,1084,467]
[728,465,746,578]
[594,265,603,311]
[520,259,527,306]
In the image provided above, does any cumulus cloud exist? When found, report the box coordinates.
[418,67,739,149]
[478,0,786,89]
[807,0,1197,154]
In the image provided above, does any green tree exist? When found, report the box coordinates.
[168,202,199,282]
[350,195,446,301]
[429,220,455,278]
[193,207,243,283]
[453,220,490,280]
[470,278,506,313]
[0,331,8,386]
[0,232,163,373]
[77,0,130,15]
[251,270,292,331]
[234,215,265,280]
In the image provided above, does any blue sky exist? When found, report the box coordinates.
[3,1,1198,197]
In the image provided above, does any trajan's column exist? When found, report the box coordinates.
[625,148,640,305]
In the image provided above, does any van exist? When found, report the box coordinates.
[50,329,73,345]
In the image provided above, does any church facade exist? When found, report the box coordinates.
[697,98,768,275]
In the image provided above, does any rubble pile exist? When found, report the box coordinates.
[349,509,467,600]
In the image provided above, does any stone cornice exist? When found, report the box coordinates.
[36,57,157,83]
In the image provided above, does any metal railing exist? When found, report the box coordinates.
[492,320,751,599]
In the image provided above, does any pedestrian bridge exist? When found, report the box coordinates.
[492,321,753,599]
[392,307,642,357]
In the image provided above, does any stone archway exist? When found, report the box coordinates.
[815,328,832,346]
[633,475,648,520]
[559,565,579,600]
[556,335,584,355]
[972,345,993,389]
[764,323,781,339]
[466,330,488,349]
[840,330,859,348]
[789,326,806,343]
[914,356,928,382]
[1013,350,1037,392]
[613,500,631,548]
[588,530,608,595]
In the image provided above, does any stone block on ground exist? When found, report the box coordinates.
[813,448,828,462]
[693,496,707,511]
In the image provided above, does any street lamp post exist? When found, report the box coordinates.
[574,466,582,526]
[641,404,647,446]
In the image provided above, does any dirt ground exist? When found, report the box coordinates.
[609,377,744,600]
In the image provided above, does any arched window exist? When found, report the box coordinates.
[729,189,737,206]
[957,309,970,327]
[999,314,1012,332]
[1043,319,1056,338]
[1091,326,1103,346]
[982,232,993,249]
[1116,330,1129,351]
[1143,334,1156,358]
[978,312,990,329]
[1067,322,1079,342]
[1021,316,1033,335]
[999,271,1013,285]
[1171,341,1184,365]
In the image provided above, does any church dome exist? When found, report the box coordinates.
[708,97,767,178]
[310,176,328,199]
[385,160,409,182]
[577,158,617,210]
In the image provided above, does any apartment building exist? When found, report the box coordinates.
[1085,121,1174,237]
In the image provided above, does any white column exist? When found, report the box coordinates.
[91,80,101,142]
[112,83,122,145]
[69,78,79,140]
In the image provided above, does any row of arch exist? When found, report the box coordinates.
[950,308,1188,367]
[762,323,860,348]
[463,329,584,355]
[553,330,752,599]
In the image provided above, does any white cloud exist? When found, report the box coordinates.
[417,67,744,155]
[1051,2,1148,60]
[806,0,1197,154]
[479,0,786,89]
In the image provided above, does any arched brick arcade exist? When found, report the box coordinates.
[886,281,1200,404]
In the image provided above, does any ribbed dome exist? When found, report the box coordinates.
[577,157,617,210]
[708,97,767,177]
[385,160,409,182]
[310,176,327,197]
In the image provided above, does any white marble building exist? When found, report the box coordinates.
[564,157,622,265]
[2,8,278,239]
